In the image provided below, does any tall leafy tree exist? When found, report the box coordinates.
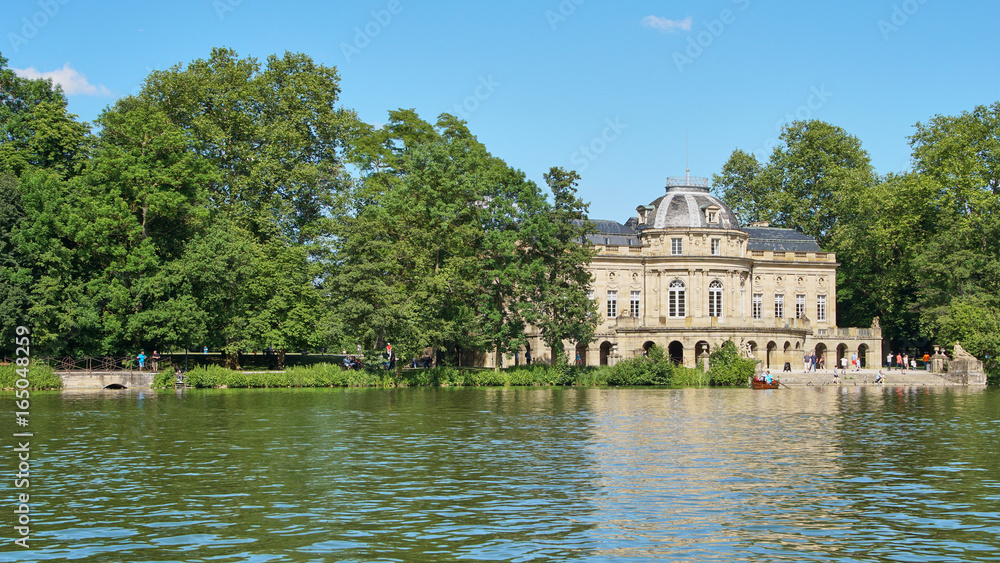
[0,53,90,178]
[713,120,875,246]
[521,167,599,365]
[137,47,353,243]
[75,96,216,353]
[908,102,1000,358]
[830,172,937,343]
[0,54,92,355]
[123,48,353,359]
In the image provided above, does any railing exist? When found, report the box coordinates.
[32,356,172,372]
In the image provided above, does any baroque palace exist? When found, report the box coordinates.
[495,175,882,370]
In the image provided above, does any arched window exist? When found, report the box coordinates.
[668,279,686,318]
[709,280,723,318]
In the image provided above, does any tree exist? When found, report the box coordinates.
[830,172,937,343]
[713,120,875,246]
[521,168,599,365]
[710,148,768,225]
[0,53,90,178]
[0,174,31,354]
[70,97,217,353]
[137,48,353,243]
[908,102,1000,351]
[334,112,495,364]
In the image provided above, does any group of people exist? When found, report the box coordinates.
[803,352,824,372]
[752,370,775,384]
[342,355,364,370]
[838,352,862,373]
[885,352,930,373]
[135,350,160,371]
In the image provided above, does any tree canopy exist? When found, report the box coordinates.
[0,49,598,368]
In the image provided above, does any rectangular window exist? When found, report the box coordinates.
[711,238,721,256]
[630,290,640,318]
[671,238,683,255]
[752,293,763,320]
[817,295,827,322]
[774,294,784,319]
[607,290,617,318]
[795,294,805,319]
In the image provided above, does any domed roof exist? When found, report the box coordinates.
[643,177,739,230]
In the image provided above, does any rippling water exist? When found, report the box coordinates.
[2,386,999,561]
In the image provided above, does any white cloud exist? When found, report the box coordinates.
[642,15,692,32]
[12,63,111,96]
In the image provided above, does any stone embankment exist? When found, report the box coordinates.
[58,371,154,389]
[776,368,982,386]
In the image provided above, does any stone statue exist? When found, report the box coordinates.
[953,342,975,360]
[871,316,881,330]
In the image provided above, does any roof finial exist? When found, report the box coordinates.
[685,129,690,185]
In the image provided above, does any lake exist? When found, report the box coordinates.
[3,385,999,562]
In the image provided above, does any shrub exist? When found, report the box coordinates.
[606,345,673,386]
[184,364,234,388]
[708,340,758,386]
[0,363,62,390]
[152,368,176,389]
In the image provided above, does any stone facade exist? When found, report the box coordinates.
[491,176,882,370]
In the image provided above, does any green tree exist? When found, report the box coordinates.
[830,172,937,342]
[0,173,31,353]
[522,168,599,365]
[137,47,353,242]
[908,102,1000,353]
[0,53,90,178]
[713,120,875,246]
[708,340,758,386]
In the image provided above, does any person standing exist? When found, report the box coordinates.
[151,350,160,371]
[886,352,892,368]
[895,353,902,370]
[137,351,146,371]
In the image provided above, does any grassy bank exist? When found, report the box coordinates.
[0,363,63,390]
[156,343,758,389]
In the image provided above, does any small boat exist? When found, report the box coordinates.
[750,378,780,389]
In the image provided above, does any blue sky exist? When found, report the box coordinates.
[5,0,999,223]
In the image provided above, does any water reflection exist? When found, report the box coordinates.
[1,386,998,561]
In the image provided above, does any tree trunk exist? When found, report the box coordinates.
[225,350,241,370]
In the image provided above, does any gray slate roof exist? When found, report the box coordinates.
[744,227,822,252]
[574,219,642,246]
[644,186,739,230]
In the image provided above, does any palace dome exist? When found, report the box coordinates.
[641,176,740,230]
